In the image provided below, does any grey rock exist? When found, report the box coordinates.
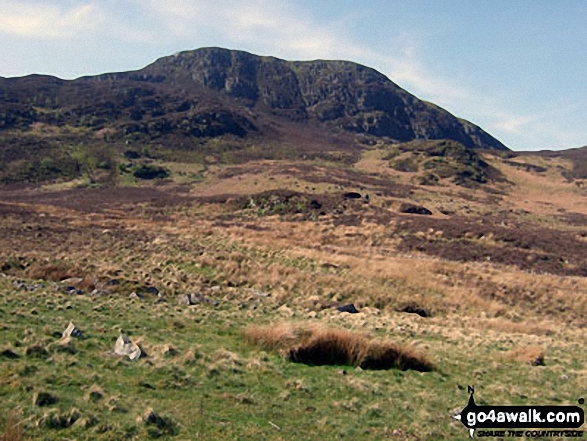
[337,304,359,314]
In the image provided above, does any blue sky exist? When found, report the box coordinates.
[0,0,585,151]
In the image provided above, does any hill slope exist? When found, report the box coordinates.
[0,48,507,181]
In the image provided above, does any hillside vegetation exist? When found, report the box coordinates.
[1,48,587,440]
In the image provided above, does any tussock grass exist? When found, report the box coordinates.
[0,411,24,441]
[474,317,553,336]
[26,262,77,282]
[287,326,368,367]
[243,322,308,351]
[244,322,434,372]
[504,345,545,366]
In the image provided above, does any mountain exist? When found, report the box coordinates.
[0,47,507,146]
[0,47,508,184]
[530,145,587,180]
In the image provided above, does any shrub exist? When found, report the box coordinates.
[132,164,169,180]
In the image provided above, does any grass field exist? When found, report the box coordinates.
[1,152,586,440]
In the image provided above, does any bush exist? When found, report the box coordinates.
[133,164,169,180]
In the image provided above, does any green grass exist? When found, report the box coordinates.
[0,277,585,440]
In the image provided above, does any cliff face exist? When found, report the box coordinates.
[138,47,507,150]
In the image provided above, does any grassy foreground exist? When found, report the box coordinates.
[1,277,584,440]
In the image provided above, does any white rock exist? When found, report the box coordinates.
[62,321,82,339]
[114,335,142,361]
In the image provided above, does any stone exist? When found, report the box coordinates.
[179,294,194,305]
[106,398,128,413]
[113,335,142,361]
[145,287,160,295]
[62,321,82,339]
[398,203,432,215]
[129,292,143,300]
[337,304,359,314]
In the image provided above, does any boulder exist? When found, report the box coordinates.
[179,294,194,305]
[129,292,143,300]
[337,304,359,314]
[399,203,432,215]
[343,192,362,199]
[114,335,142,361]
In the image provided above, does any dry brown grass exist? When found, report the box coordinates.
[26,262,78,282]
[504,345,545,366]
[473,317,553,336]
[287,326,368,367]
[244,322,434,371]
[0,411,24,441]
[243,322,307,351]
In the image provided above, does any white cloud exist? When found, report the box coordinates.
[0,1,102,38]
[488,104,587,150]
[138,0,367,60]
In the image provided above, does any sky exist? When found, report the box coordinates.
[0,0,585,151]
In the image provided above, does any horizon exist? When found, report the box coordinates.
[1,1,586,151]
